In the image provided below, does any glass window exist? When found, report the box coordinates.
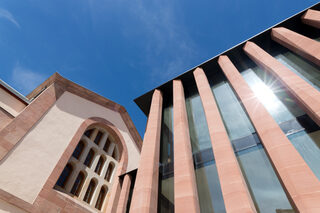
[70,171,85,196]
[83,179,97,204]
[212,81,294,212]
[56,163,73,188]
[186,94,212,152]
[195,162,225,213]
[242,67,320,180]
[84,149,95,167]
[72,140,85,159]
[94,131,103,145]
[103,138,111,152]
[276,52,320,91]
[84,129,94,138]
[95,186,107,210]
[212,82,254,140]
[158,105,174,213]
[242,68,303,124]
[94,156,105,175]
[105,163,115,182]
[185,89,226,213]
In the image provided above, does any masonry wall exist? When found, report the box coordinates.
[0,91,140,205]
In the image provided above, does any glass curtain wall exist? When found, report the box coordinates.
[275,51,320,91]
[185,84,226,213]
[210,73,294,213]
[158,101,174,213]
[241,66,320,180]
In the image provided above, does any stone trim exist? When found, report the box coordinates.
[130,89,163,213]
[271,27,320,67]
[0,73,141,162]
[173,80,200,213]
[27,73,142,151]
[302,9,320,29]
[116,174,132,213]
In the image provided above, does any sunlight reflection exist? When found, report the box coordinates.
[244,70,280,112]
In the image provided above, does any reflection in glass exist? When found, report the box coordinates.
[186,95,212,152]
[195,163,225,213]
[237,145,293,213]
[212,81,294,213]
[276,52,320,91]
[185,91,226,213]
[242,68,320,180]
[242,68,303,124]
[158,105,174,213]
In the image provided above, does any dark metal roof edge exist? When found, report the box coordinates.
[134,2,320,115]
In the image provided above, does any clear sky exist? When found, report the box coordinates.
[0,0,318,136]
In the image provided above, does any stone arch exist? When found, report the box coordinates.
[38,116,129,213]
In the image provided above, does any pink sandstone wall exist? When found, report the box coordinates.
[0,91,140,205]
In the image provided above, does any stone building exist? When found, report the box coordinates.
[0,2,320,213]
[0,74,141,213]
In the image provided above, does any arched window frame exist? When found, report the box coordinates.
[83,178,98,204]
[95,185,108,210]
[52,117,130,212]
[70,171,87,197]
[105,162,115,182]
[55,163,73,189]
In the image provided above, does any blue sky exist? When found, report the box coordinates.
[0,0,318,136]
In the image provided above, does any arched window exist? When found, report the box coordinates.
[83,179,97,204]
[103,138,111,152]
[54,125,122,211]
[70,171,86,197]
[84,149,95,167]
[95,186,108,210]
[94,130,103,145]
[84,129,94,138]
[72,140,85,159]
[105,162,115,182]
[94,156,105,175]
[112,148,119,161]
[56,163,73,188]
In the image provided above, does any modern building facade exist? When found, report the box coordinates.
[133,3,320,213]
[0,2,320,213]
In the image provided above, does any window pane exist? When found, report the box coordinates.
[72,141,84,159]
[212,82,255,140]
[242,68,303,124]
[84,180,96,204]
[158,105,174,213]
[84,129,94,138]
[276,52,320,91]
[288,130,320,179]
[237,144,293,212]
[84,149,95,167]
[213,80,294,212]
[195,162,225,213]
[242,67,320,181]
[186,95,212,152]
[56,164,73,188]
[71,172,85,196]
[95,187,106,210]
[185,91,226,213]
[105,163,114,182]
[95,157,104,175]
[94,131,103,145]
[103,138,111,152]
